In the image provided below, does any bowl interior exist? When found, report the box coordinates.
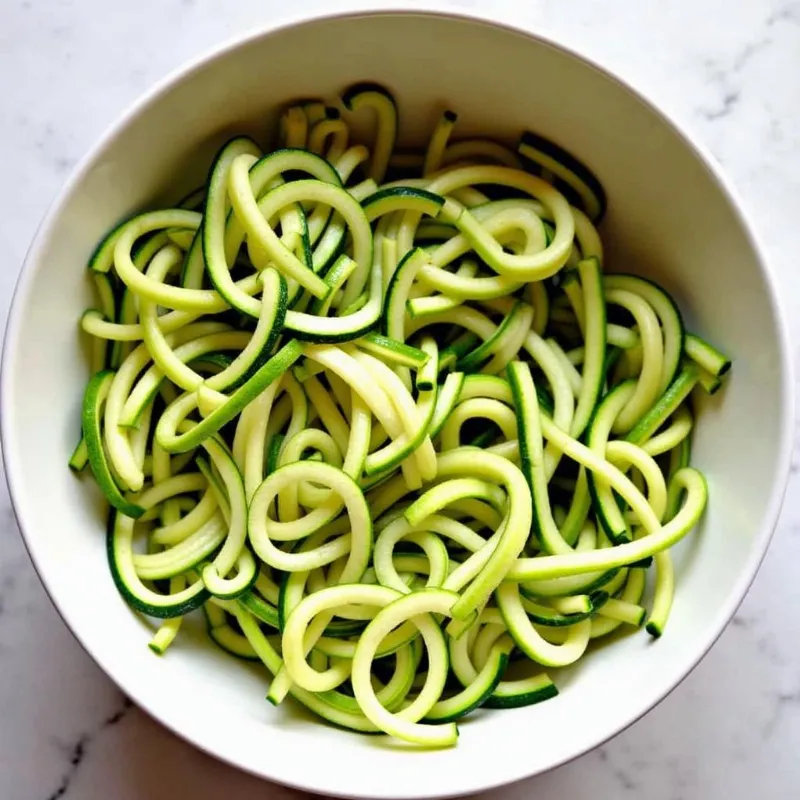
[2,10,791,799]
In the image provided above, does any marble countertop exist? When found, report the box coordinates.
[1,1,799,798]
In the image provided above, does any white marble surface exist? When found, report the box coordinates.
[1,1,799,798]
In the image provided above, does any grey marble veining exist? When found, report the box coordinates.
[1,1,799,798]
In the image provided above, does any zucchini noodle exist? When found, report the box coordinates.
[73,82,730,747]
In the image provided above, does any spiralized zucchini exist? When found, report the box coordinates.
[72,82,730,747]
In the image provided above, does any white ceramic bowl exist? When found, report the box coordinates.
[1,7,793,799]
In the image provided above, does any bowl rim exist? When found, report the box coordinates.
[1,3,795,797]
